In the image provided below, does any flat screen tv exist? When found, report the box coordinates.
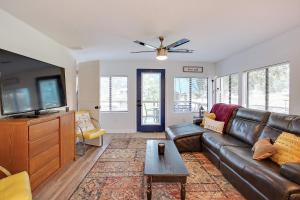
[0,49,67,116]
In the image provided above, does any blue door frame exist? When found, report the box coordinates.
[137,69,165,132]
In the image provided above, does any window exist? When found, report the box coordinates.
[100,76,128,112]
[3,88,31,114]
[216,74,239,104]
[246,63,289,113]
[38,77,63,109]
[174,77,208,112]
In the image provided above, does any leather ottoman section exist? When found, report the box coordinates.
[202,131,250,157]
[173,134,202,152]
[166,123,205,152]
[220,146,300,200]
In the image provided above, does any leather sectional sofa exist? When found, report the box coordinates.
[166,106,300,200]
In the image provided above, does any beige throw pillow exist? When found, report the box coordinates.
[252,138,277,160]
[204,118,224,134]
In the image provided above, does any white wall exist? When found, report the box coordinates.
[78,61,100,120]
[0,9,76,113]
[100,60,216,133]
[216,26,300,115]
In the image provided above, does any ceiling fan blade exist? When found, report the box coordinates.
[166,38,190,49]
[131,50,156,53]
[134,40,157,49]
[168,49,194,53]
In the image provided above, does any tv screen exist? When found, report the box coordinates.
[0,49,67,115]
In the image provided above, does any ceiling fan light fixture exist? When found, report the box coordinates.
[156,48,168,61]
[132,36,193,60]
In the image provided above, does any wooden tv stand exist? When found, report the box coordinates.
[0,111,75,190]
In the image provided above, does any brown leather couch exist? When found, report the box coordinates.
[166,107,300,200]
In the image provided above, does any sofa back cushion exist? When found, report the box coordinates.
[228,108,270,145]
[210,103,241,131]
[259,113,300,143]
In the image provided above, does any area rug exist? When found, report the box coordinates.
[70,133,245,200]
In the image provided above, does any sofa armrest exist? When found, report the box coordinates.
[280,163,300,185]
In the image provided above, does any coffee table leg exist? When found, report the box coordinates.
[147,176,152,200]
[181,179,187,200]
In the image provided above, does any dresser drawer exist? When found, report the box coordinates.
[29,132,59,158]
[29,119,59,141]
[30,157,60,189]
[29,144,59,174]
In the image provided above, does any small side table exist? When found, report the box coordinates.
[193,117,203,125]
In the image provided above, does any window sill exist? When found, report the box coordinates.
[100,111,129,113]
[173,111,199,114]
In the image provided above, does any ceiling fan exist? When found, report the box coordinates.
[131,36,194,61]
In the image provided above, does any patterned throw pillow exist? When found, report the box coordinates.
[252,138,277,160]
[75,111,95,133]
[204,118,225,134]
[271,132,300,165]
[201,112,216,127]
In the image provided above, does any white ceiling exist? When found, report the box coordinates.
[0,0,300,62]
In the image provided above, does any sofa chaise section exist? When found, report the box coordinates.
[166,123,205,152]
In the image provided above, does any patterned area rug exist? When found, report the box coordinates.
[70,133,245,200]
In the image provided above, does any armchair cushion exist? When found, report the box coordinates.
[76,128,106,140]
[280,163,300,185]
[0,171,32,200]
[75,111,95,133]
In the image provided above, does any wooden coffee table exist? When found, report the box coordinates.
[144,140,189,200]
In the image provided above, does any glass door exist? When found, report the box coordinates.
[137,69,165,132]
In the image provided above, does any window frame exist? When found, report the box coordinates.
[100,75,128,113]
[216,73,239,104]
[245,62,289,113]
[173,77,208,113]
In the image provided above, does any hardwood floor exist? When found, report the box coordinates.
[33,135,111,200]
[32,133,165,200]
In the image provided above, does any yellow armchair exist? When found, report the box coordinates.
[76,128,106,140]
[75,111,106,155]
[0,166,32,200]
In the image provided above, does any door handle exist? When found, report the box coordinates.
[137,100,142,107]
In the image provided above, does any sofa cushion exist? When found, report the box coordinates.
[220,146,300,200]
[227,108,270,145]
[210,103,241,131]
[202,131,250,156]
[280,163,300,185]
[259,112,300,143]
